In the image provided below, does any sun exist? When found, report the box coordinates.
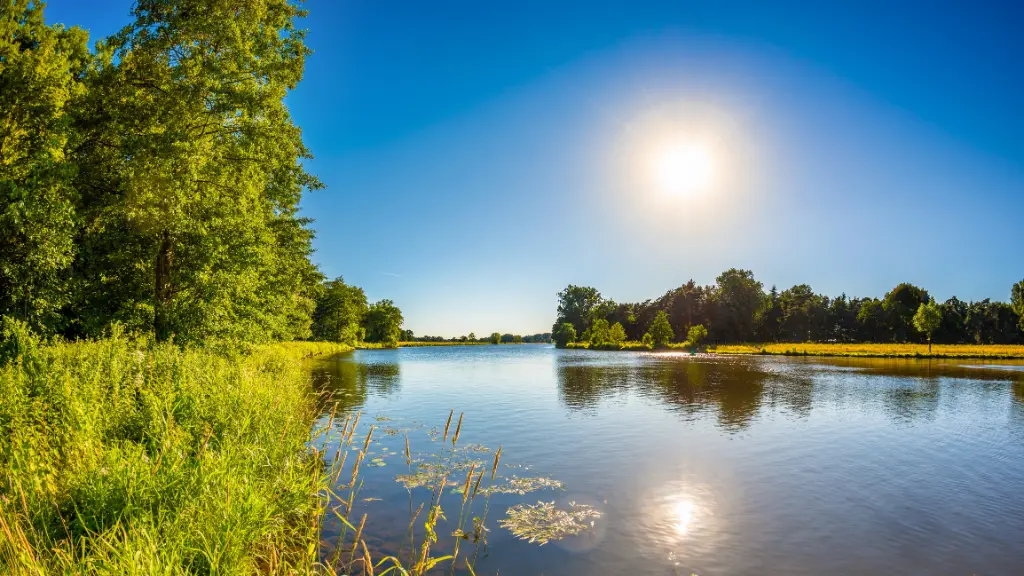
[650,141,715,197]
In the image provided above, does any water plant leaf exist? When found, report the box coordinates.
[499,501,601,545]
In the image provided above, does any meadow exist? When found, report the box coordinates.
[0,322,349,574]
[713,342,1024,359]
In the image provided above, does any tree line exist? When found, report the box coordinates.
[552,269,1024,347]
[404,332,552,344]
[0,0,404,346]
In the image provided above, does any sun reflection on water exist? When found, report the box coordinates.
[673,499,696,535]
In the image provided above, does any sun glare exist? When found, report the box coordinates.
[650,141,715,197]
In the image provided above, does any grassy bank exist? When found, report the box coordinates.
[714,342,1024,359]
[0,325,349,574]
[566,341,695,351]
[356,341,543,349]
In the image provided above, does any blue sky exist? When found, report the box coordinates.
[47,0,1024,337]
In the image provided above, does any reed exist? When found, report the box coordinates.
[0,329,350,574]
[715,342,1024,359]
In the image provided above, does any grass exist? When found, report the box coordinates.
[0,323,350,575]
[565,340,696,351]
[714,342,1024,359]
[1,323,598,575]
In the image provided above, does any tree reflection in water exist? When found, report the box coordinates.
[311,351,401,413]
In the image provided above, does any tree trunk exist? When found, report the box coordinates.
[154,230,173,341]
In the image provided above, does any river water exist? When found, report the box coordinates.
[310,344,1024,576]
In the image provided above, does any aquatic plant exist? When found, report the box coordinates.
[499,501,602,545]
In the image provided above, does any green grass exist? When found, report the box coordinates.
[565,340,695,351]
[0,324,349,575]
[715,342,1024,359]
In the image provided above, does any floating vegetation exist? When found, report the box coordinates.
[499,501,602,545]
[452,475,563,496]
[368,457,387,467]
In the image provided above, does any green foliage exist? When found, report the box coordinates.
[713,269,764,342]
[0,2,89,334]
[608,322,626,345]
[913,301,942,341]
[586,318,609,347]
[310,277,368,344]
[1013,280,1024,330]
[490,332,501,344]
[0,333,349,572]
[641,332,654,347]
[364,299,404,346]
[687,324,708,348]
[552,285,602,337]
[0,0,326,344]
[648,310,674,347]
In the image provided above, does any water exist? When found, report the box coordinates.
[311,345,1024,575]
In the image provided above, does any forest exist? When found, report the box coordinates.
[0,0,412,347]
[553,269,1024,347]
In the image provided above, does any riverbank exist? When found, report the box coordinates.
[715,343,1024,359]
[0,326,349,573]
[356,341,545,349]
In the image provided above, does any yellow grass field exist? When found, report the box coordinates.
[714,342,1024,359]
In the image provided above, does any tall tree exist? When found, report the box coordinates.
[310,277,368,344]
[0,2,88,333]
[71,0,321,343]
[913,301,942,353]
[1012,279,1024,330]
[648,310,674,347]
[363,299,403,346]
[882,283,929,342]
[553,285,603,336]
[713,269,764,342]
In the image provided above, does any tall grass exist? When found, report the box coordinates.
[0,322,349,574]
[714,342,1024,359]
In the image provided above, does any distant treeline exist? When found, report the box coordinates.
[406,332,552,344]
[553,269,1024,346]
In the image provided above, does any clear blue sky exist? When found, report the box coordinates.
[47,0,1024,337]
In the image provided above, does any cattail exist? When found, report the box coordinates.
[442,409,454,443]
[461,463,476,505]
[452,413,464,447]
[334,450,348,483]
[350,451,365,487]
[490,446,502,481]
[470,469,484,501]
[350,513,367,563]
[361,425,375,453]
[404,434,411,467]
[362,539,375,576]
[346,412,362,445]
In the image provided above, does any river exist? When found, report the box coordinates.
[310,344,1024,575]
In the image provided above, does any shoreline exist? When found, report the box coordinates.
[563,342,1024,360]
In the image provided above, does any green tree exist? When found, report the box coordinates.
[553,285,603,336]
[363,300,403,346]
[687,324,708,350]
[468,332,476,341]
[71,0,321,343]
[641,332,654,348]
[587,318,610,346]
[489,332,501,344]
[608,322,626,346]
[310,277,368,344]
[1012,280,1024,331]
[0,2,88,334]
[648,310,674,347]
[913,301,942,352]
[552,322,576,348]
[713,268,764,342]
[882,283,930,342]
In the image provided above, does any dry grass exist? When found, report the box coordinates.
[714,342,1024,359]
